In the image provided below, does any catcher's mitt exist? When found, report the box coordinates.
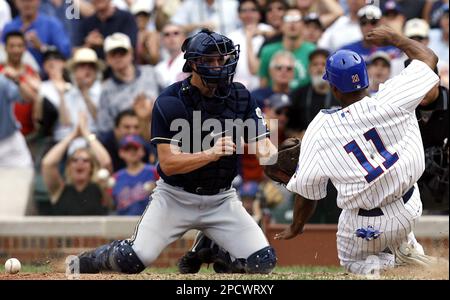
[264,138,301,185]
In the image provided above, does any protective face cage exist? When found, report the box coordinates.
[182,29,240,98]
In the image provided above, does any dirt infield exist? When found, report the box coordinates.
[1,264,448,280]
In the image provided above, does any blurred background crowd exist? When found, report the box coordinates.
[0,0,448,223]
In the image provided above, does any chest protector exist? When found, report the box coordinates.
[171,81,250,191]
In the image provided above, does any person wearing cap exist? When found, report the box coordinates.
[340,5,402,61]
[238,180,264,225]
[303,13,324,44]
[288,48,339,136]
[97,32,158,134]
[381,0,405,34]
[41,112,112,215]
[367,51,391,95]
[74,0,138,59]
[154,23,189,90]
[111,134,158,216]
[259,7,316,90]
[131,0,160,65]
[318,0,366,53]
[60,48,104,140]
[429,4,449,70]
[1,0,71,67]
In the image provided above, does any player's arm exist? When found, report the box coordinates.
[274,194,317,240]
[156,137,235,176]
[365,25,438,70]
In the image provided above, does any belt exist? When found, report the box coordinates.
[182,185,231,196]
[358,186,415,217]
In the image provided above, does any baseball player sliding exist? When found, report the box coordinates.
[275,25,440,275]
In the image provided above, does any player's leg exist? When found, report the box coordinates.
[202,191,277,274]
[72,182,191,274]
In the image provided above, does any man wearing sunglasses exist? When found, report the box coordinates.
[340,5,402,61]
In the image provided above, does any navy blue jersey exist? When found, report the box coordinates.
[151,78,268,190]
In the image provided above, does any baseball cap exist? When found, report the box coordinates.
[131,0,153,15]
[303,13,323,29]
[357,5,382,20]
[43,46,65,62]
[268,93,292,111]
[119,134,145,149]
[67,47,105,71]
[404,18,429,38]
[239,181,259,198]
[367,51,391,66]
[383,0,403,15]
[104,33,132,53]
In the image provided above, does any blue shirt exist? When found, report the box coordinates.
[2,14,71,66]
[340,41,402,61]
[112,164,158,216]
[0,74,22,140]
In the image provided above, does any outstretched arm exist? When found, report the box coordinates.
[274,194,317,240]
[365,25,438,70]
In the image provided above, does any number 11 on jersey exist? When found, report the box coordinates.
[344,128,399,183]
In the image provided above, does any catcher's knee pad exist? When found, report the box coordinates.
[109,240,146,274]
[246,246,277,274]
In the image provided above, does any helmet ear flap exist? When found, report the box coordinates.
[181,37,192,53]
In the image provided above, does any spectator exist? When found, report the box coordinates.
[74,0,138,59]
[131,0,160,65]
[367,51,391,95]
[424,0,448,28]
[380,0,426,21]
[251,50,295,108]
[96,33,158,134]
[340,5,402,61]
[258,8,316,90]
[155,23,189,90]
[0,31,40,137]
[99,109,155,172]
[302,13,324,45]
[62,48,104,138]
[318,0,366,53]
[228,0,273,91]
[2,0,71,67]
[0,0,12,36]
[170,0,240,36]
[295,0,344,28]
[0,73,35,216]
[287,48,339,137]
[391,18,430,76]
[381,0,406,34]
[37,47,72,142]
[41,113,112,215]
[429,4,449,70]
[258,0,289,50]
[263,93,291,142]
[238,180,263,225]
[111,134,158,215]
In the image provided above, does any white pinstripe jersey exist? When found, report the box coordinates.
[287,60,440,210]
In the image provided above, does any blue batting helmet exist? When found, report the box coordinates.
[181,29,240,97]
[322,50,369,93]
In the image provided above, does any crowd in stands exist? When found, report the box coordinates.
[0,0,448,221]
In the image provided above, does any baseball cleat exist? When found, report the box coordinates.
[394,242,439,268]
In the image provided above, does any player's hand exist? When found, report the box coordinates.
[274,224,304,240]
[206,136,236,161]
[365,25,401,47]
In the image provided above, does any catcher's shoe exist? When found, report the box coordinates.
[74,240,120,273]
[177,251,203,274]
[394,242,438,268]
[177,232,215,274]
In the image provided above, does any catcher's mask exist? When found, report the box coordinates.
[182,28,240,98]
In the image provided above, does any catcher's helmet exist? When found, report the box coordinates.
[181,29,240,97]
[323,50,369,93]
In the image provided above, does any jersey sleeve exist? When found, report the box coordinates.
[244,92,270,143]
[286,118,328,200]
[374,59,440,113]
[151,96,189,145]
